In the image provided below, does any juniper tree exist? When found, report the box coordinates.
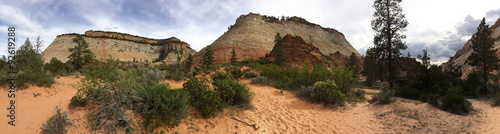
[230,48,238,64]
[273,33,284,65]
[16,38,43,72]
[67,35,95,71]
[362,47,380,86]
[347,53,360,77]
[371,0,408,87]
[202,46,214,67]
[467,18,500,94]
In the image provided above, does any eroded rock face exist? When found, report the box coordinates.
[264,34,327,64]
[42,30,196,64]
[192,13,360,65]
[444,18,500,79]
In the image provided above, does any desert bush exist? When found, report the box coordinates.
[244,72,259,78]
[211,71,234,81]
[313,80,346,105]
[251,76,269,85]
[87,97,136,133]
[130,83,189,129]
[440,94,472,115]
[137,67,165,86]
[40,106,72,134]
[81,59,120,85]
[195,90,223,118]
[16,70,55,90]
[395,85,423,100]
[212,79,252,107]
[69,93,87,108]
[353,89,367,101]
[44,57,69,76]
[230,69,244,79]
[370,87,395,104]
[183,78,210,102]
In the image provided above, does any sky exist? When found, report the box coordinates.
[1,0,500,64]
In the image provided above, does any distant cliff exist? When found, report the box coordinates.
[42,30,196,64]
[192,13,360,65]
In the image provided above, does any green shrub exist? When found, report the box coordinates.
[195,90,223,118]
[69,93,87,108]
[251,76,269,85]
[230,69,244,79]
[418,94,430,102]
[440,95,472,115]
[183,78,210,102]
[353,89,367,101]
[130,83,189,128]
[395,85,423,100]
[81,59,120,85]
[137,67,165,86]
[244,72,259,78]
[44,57,69,76]
[40,106,72,134]
[314,80,346,105]
[211,71,234,81]
[16,71,55,90]
[370,87,395,104]
[212,79,252,107]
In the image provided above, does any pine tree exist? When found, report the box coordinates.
[467,17,500,94]
[362,47,380,86]
[202,46,214,67]
[16,38,43,72]
[371,0,408,87]
[417,48,430,68]
[347,53,360,77]
[273,33,284,65]
[67,35,95,70]
[230,48,238,64]
[34,35,44,54]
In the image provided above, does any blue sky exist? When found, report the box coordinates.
[1,0,500,64]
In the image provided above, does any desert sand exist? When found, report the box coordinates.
[2,77,500,133]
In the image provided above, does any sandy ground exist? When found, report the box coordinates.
[2,77,500,133]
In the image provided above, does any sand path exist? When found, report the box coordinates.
[3,77,500,133]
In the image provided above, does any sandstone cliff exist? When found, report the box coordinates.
[42,30,196,64]
[444,18,500,79]
[192,13,360,65]
[263,34,328,64]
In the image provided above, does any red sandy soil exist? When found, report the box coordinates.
[2,77,500,133]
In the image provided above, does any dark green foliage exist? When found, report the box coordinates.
[130,83,189,128]
[137,67,165,86]
[67,35,95,71]
[195,90,223,118]
[417,49,431,68]
[371,0,408,87]
[183,78,211,103]
[230,69,244,79]
[40,106,72,134]
[346,53,360,77]
[370,87,395,104]
[211,71,234,81]
[492,91,500,106]
[156,64,189,81]
[185,53,193,70]
[230,48,238,64]
[69,94,87,108]
[463,72,485,97]
[272,33,284,65]
[16,71,55,89]
[362,47,380,87]
[45,57,69,76]
[81,59,120,85]
[212,79,252,107]
[313,80,346,105]
[395,85,423,100]
[251,76,269,85]
[440,95,472,115]
[202,46,215,67]
[10,38,55,89]
[467,18,500,96]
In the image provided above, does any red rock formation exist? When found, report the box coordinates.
[264,34,328,64]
